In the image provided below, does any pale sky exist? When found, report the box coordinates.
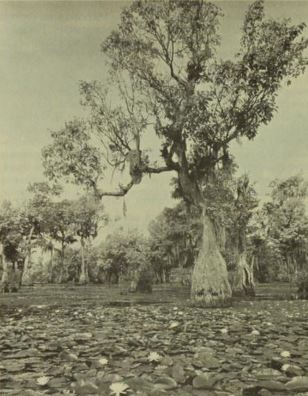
[1,0,308,233]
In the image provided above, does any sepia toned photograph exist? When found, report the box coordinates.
[1,1,308,395]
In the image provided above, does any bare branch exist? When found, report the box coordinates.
[143,165,175,174]
[98,179,135,198]
[95,164,175,199]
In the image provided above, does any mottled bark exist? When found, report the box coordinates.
[174,142,232,306]
[231,253,255,297]
[58,241,66,283]
[191,214,232,306]
[231,231,255,297]
[79,238,89,284]
[21,226,35,285]
[21,255,32,286]
[0,245,21,292]
[0,247,9,292]
[47,245,54,283]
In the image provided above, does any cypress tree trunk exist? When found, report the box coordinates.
[231,231,255,297]
[1,258,19,292]
[191,213,232,306]
[175,144,232,306]
[231,253,255,296]
[58,240,66,283]
[1,246,9,292]
[129,269,138,292]
[47,244,54,283]
[1,243,21,292]
[21,255,32,285]
[21,226,35,285]
[79,238,89,284]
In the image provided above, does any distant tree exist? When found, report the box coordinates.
[227,175,258,296]
[42,121,106,196]
[27,183,78,282]
[148,202,202,283]
[43,0,308,305]
[48,201,78,279]
[250,175,308,283]
[267,175,308,280]
[247,210,276,282]
[100,229,152,291]
[26,183,108,284]
[0,201,33,291]
[70,195,107,284]
[22,182,63,283]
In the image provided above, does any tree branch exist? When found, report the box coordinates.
[96,164,175,199]
[143,165,175,174]
[161,142,181,171]
[98,179,135,198]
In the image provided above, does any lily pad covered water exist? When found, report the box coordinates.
[1,285,308,396]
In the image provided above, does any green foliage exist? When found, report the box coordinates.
[99,229,150,284]
[148,202,202,282]
[40,246,104,284]
[42,0,307,209]
[49,247,79,283]
[0,201,33,263]
[70,195,107,241]
[42,120,106,195]
[266,176,308,262]
[25,183,76,250]
[103,0,308,179]
[28,183,106,246]
[15,184,108,285]
[222,175,258,270]
[86,248,106,283]
[249,175,308,282]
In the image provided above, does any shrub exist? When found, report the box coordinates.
[297,272,308,299]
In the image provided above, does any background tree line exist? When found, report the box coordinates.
[1,173,308,297]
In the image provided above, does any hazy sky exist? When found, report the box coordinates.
[1,0,308,233]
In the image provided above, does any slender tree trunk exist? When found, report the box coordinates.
[21,255,32,286]
[162,269,166,283]
[21,247,33,286]
[191,212,232,306]
[129,269,138,292]
[21,255,32,285]
[21,226,35,285]
[1,244,9,292]
[79,238,89,284]
[1,243,21,292]
[293,256,298,283]
[48,244,54,283]
[175,243,180,267]
[251,254,255,282]
[231,230,255,297]
[231,252,255,296]
[1,256,17,292]
[58,242,66,283]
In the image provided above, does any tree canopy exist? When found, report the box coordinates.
[43,0,308,208]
